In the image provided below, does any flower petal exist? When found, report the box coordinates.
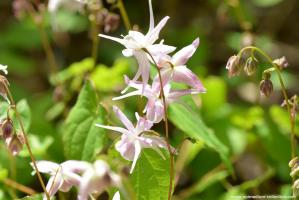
[148,0,154,32]
[95,124,131,135]
[112,191,121,200]
[172,38,199,66]
[113,106,135,131]
[145,16,170,44]
[99,34,125,46]
[33,161,59,175]
[0,64,8,75]
[130,141,142,174]
[172,66,206,92]
[44,174,63,200]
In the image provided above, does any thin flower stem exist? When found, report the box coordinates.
[90,12,100,67]
[4,85,50,200]
[2,178,37,196]
[144,49,174,200]
[26,2,58,74]
[239,46,297,196]
[117,0,132,31]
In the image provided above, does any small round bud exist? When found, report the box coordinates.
[259,79,273,97]
[104,13,120,33]
[273,56,288,70]
[1,119,14,140]
[7,135,23,156]
[289,157,299,168]
[244,57,258,76]
[226,55,241,77]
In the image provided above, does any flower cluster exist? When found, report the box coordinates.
[0,65,24,156]
[31,160,121,200]
[97,0,205,173]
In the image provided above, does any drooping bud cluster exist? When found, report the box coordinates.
[96,0,205,174]
[31,160,121,200]
[225,49,289,98]
[0,118,23,156]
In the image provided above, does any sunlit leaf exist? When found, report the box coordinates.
[131,149,170,200]
[168,103,233,173]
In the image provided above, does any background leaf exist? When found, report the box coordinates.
[130,149,170,200]
[63,80,107,161]
[168,103,232,173]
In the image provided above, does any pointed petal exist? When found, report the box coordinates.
[145,16,170,44]
[133,51,151,92]
[112,191,121,200]
[147,44,176,56]
[113,106,135,131]
[130,141,142,174]
[61,161,91,173]
[172,66,206,92]
[45,175,63,199]
[33,161,59,174]
[167,89,195,102]
[77,170,94,200]
[95,124,131,135]
[148,0,154,32]
[0,64,8,75]
[172,38,200,66]
[115,136,135,161]
[113,90,142,101]
[99,34,125,45]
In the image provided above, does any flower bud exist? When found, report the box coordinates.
[290,157,299,168]
[104,13,120,33]
[226,55,241,77]
[244,57,258,76]
[7,135,23,156]
[1,119,14,140]
[259,79,273,97]
[273,56,288,70]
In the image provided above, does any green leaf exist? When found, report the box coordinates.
[50,58,94,85]
[90,58,130,91]
[252,0,283,7]
[63,80,107,161]
[131,149,170,200]
[168,103,233,173]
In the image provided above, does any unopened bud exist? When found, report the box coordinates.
[273,56,288,70]
[1,119,14,140]
[290,157,299,168]
[259,79,273,97]
[104,13,120,33]
[7,135,23,156]
[244,57,258,76]
[226,55,241,77]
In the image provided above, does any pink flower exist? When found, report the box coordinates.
[155,38,206,93]
[77,160,121,200]
[113,76,199,123]
[31,160,90,200]
[96,106,173,173]
[99,0,175,92]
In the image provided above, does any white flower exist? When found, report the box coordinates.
[31,160,90,200]
[96,106,174,173]
[0,64,8,75]
[99,0,175,92]
[77,160,121,200]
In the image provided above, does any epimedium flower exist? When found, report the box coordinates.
[99,0,175,92]
[113,76,203,123]
[77,160,121,200]
[154,38,206,93]
[31,160,90,200]
[96,106,174,173]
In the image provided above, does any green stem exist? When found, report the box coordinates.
[90,12,100,67]
[4,85,50,200]
[144,49,174,200]
[27,2,58,75]
[117,0,132,31]
[239,46,297,196]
